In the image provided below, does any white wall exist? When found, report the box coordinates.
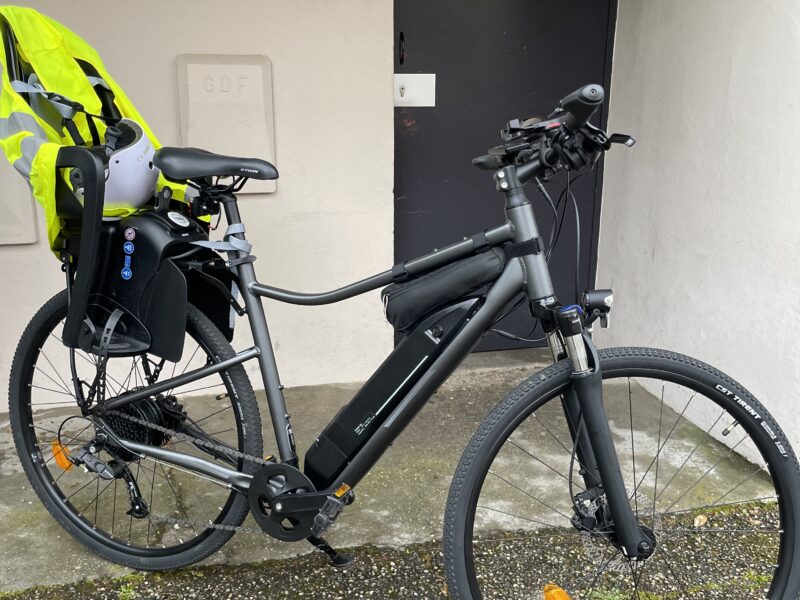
[597,0,800,449]
[0,0,395,402]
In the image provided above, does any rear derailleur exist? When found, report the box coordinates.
[69,432,150,518]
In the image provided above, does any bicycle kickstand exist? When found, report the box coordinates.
[306,535,353,568]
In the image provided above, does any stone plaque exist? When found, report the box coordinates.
[0,158,37,245]
[177,55,276,194]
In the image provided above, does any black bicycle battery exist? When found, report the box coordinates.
[80,209,206,361]
[303,298,480,490]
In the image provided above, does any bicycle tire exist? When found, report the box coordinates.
[9,290,263,570]
[443,347,800,599]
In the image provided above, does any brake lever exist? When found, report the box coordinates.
[608,133,636,147]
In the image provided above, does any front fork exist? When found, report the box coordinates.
[546,305,654,560]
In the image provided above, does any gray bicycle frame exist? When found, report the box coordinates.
[92,160,653,557]
[97,167,558,494]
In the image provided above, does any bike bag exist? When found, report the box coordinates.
[381,248,506,332]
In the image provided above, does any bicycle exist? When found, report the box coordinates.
[8,84,800,599]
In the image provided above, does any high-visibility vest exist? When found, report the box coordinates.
[0,6,181,250]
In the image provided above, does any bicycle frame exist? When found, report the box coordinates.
[98,213,525,490]
[88,161,653,559]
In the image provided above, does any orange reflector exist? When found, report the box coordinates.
[334,483,351,498]
[544,584,571,600]
[51,441,73,471]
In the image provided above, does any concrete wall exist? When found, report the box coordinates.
[597,0,800,449]
[0,0,394,402]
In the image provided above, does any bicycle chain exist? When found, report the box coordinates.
[147,513,266,535]
[104,408,273,467]
[100,408,273,535]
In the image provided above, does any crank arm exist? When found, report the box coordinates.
[270,490,329,513]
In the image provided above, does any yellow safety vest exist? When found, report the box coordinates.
[0,6,182,250]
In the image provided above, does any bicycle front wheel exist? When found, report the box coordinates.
[443,347,800,599]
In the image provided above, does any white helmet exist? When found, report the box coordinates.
[101,119,160,209]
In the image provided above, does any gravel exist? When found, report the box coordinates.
[0,501,779,600]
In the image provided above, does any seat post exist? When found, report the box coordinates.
[220,195,298,466]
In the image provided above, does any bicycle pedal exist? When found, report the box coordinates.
[311,489,353,537]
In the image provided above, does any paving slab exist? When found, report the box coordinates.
[0,350,546,592]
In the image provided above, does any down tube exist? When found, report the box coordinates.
[334,259,525,490]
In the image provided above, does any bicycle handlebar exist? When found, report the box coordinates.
[559,83,604,131]
[473,83,633,185]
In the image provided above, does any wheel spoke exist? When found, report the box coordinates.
[507,436,586,492]
[711,464,768,506]
[650,382,665,525]
[475,504,574,531]
[64,475,100,501]
[652,408,726,505]
[658,496,778,518]
[654,547,692,598]
[170,382,224,396]
[158,463,199,535]
[38,349,73,393]
[632,391,696,500]
[628,378,639,517]
[191,405,232,426]
[488,470,574,522]
[660,431,751,512]
[29,378,75,398]
[581,541,615,598]
[532,411,602,488]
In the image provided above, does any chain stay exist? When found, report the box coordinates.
[102,408,273,535]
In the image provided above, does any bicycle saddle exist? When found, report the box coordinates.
[153,147,278,182]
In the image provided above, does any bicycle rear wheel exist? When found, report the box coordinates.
[9,290,263,570]
[443,347,800,599]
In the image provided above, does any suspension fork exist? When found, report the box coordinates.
[554,306,654,559]
[547,330,602,491]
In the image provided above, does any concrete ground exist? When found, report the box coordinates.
[0,349,547,592]
[0,348,777,598]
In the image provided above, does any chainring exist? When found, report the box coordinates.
[247,463,317,542]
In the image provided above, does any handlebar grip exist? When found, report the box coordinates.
[559,84,604,130]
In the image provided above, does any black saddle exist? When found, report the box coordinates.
[153,147,278,183]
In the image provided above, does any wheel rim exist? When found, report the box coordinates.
[16,303,250,556]
[465,365,789,599]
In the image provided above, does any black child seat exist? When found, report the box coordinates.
[153,147,279,183]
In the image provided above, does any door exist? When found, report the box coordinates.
[394,0,616,350]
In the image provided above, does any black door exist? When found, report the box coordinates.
[394,0,616,350]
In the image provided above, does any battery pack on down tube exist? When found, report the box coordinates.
[303,298,480,489]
